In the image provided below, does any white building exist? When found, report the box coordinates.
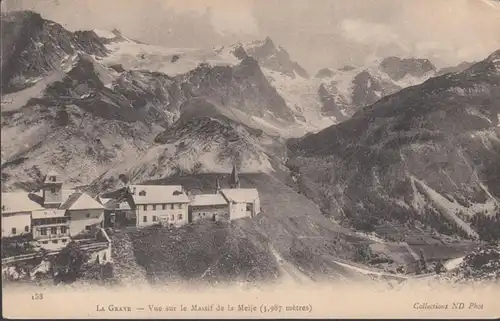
[31,209,70,250]
[220,188,261,220]
[189,193,230,222]
[59,192,105,236]
[1,192,44,238]
[127,185,191,228]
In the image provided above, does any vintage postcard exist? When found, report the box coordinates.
[1,0,500,319]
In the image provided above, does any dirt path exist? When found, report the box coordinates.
[269,245,313,284]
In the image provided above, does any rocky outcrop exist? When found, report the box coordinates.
[379,56,436,81]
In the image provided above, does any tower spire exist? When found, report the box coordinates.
[230,163,240,189]
[215,177,221,194]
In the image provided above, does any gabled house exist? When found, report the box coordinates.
[1,192,44,238]
[220,188,261,219]
[59,192,105,236]
[126,184,191,228]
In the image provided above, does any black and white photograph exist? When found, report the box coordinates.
[1,0,500,318]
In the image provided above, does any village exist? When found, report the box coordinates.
[1,164,261,266]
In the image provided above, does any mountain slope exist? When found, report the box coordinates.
[1,11,108,94]
[315,58,437,119]
[288,49,500,241]
[235,36,309,78]
[94,99,289,192]
[0,13,304,190]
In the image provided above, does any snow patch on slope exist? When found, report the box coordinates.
[93,29,116,39]
[262,68,335,132]
[100,39,240,76]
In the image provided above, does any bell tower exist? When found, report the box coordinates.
[42,169,63,208]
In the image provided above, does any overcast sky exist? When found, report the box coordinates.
[3,0,500,72]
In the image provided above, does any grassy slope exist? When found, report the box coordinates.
[127,173,396,285]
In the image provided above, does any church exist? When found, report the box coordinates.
[189,164,261,222]
[101,164,262,229]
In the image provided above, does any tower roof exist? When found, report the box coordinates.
[229,163,239,186]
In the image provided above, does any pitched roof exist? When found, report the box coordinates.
[32,209,67,219]
[1,192,45,214]
[220,188,259,203]
[128,184,190,204]
[191,194,228,207]
[59,192,105,210]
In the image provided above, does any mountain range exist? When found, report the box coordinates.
[1,11,499,284]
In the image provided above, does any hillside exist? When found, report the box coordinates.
[288,49,500,242]
[99,173,477,285]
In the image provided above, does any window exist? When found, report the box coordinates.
[51,188,56,193]
[178,204,182,209]
[170,204,174,210]
[152,204,156,211]
[62,239,67,243]
[61,226,67,234]
[143,205,148,211]
[143,216,147,223]
[162,204,166,210]
[50,176,56,182]
[203,213,206,216]
[153,216,157,222]
[170,214,174,221]
[42,241,48,244]
[178,214,183,220]
[41,228,47,236]
[85,225,91,231]
[24,225,29,232]
[11,227,16,235]
[52,240,58,244]
[51,227,57,235]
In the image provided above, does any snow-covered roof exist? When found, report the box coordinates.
[60,192,105,210]
[191,194,228,207]
[1,192,45,214]
[32,209,67,220]
[128,185,190,204]
[220,188,259,203]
